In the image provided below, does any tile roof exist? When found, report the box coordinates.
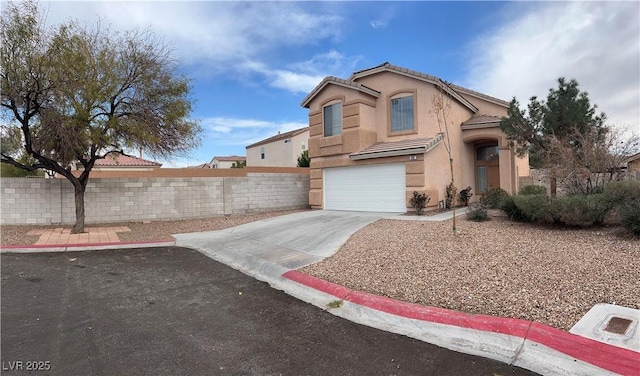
[350,134,445,160]
[214,155,246,162]
[448,84,510,107]
[94,154,162,167]
[300,76,380,108]
[461,114,504,126]
[245,127,309,149]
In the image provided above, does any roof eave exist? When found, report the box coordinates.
[350,147,427,161]
[348,64,478,113]
[300,79,380,108]
[461,122,501,130]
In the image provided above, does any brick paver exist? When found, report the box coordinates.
[27,227,131,245]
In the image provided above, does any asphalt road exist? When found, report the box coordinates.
[1,247,539,376]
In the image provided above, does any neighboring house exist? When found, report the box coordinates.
[207,155,246,168]
[57,153,162,178]
[246,127,309,167]
[81,153,161,173]
[300,62,529,212]
[623,152,640,179]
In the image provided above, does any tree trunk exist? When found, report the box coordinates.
[72,182,86,234]
[449,157,456,236]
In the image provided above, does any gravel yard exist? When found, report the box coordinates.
[0,210,304,245]
[301,214,639,331]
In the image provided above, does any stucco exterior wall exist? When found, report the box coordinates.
[304,67,529,209]
[247,130,309,167]
[1,174,310,225]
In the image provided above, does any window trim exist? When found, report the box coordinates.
[322,100,343,137]
[387,89,418,136]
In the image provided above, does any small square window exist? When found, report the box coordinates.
[302,144,306,150]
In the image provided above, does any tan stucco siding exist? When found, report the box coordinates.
[247,130,309,167]
[456,92,509,116]
[354,72,475,142]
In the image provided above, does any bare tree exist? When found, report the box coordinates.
[548,126,639,195]
[1,1,201,232]
[432,84,457,235]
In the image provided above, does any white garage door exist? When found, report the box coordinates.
[324,163,406,212]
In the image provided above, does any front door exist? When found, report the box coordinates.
[475,143,500,194]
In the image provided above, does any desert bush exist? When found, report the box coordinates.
[480,188,510,209]
[603,180,640,206]
[458,186,473,206]
[466,203,490,221]
[409,191,430,215]
[502,194,551,223]
[519,185,548,195]
[514,194,553,223]
[620,199,640,235]
[551,194,612,226]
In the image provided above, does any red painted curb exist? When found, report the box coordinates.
[282,270,640,376]
[0,240,175,250]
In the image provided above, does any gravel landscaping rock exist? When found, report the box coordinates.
[301,216,639,331]
[0,210,305,245]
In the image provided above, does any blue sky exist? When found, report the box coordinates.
[42,1,640,167]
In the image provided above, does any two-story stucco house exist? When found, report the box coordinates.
[208,155,246,169]
[246,127,309,167]
[301,62,529,212]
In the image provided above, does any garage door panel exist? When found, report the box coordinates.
[324,163,406,212]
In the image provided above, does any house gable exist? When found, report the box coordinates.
[302,62,528,211]
[301,76,380,109]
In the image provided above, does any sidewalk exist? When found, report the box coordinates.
[2,212,638,376]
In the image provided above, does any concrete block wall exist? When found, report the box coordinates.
[1,174,309,225]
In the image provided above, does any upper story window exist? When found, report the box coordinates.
[260,147,265,160]
[323,102,342,137]
[390,95,414,133]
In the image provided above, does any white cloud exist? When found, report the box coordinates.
[370,6,396,30]
[242,51,362,94]
[42,2,343,71]
[201,117,307,146]
[464,2,639,133]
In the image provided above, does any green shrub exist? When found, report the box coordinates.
[620,199,640,235]
[481,188,510,209]
[519,185,547,195]
[551,194,613,226]
[603,180,640,206]
[466,204,490,222]
[514,194,553,223]
[501,196,527,222]
[409,191,430,215]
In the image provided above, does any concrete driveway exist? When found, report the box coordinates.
[173,210,388,274]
